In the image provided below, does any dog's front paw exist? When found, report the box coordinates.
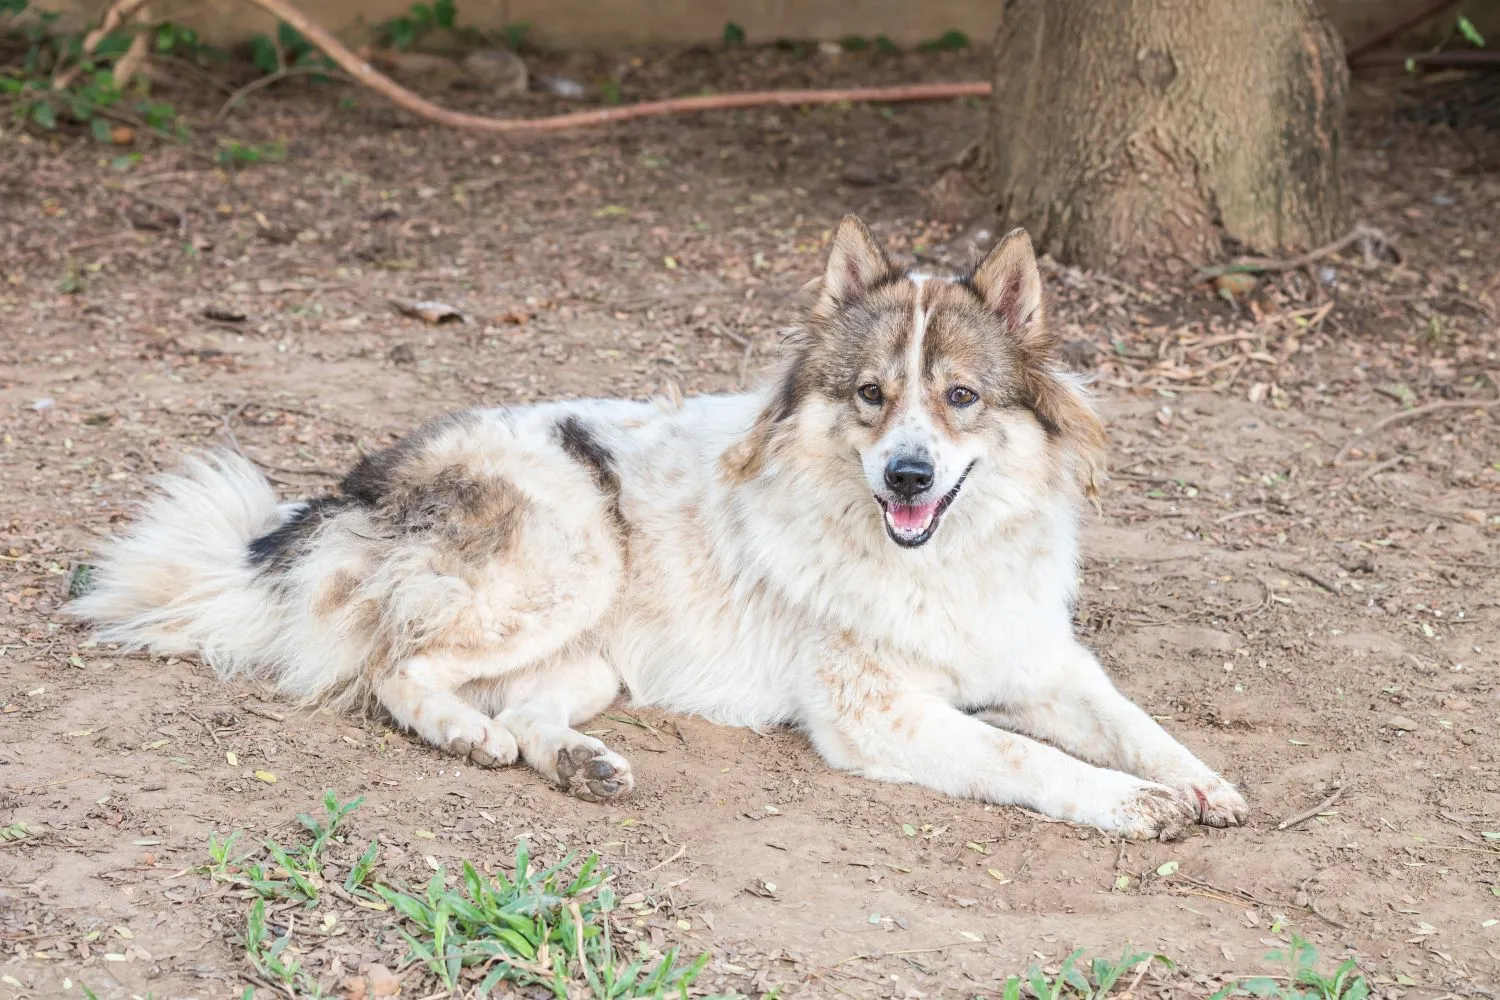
[1099,778,1197,842]
[444,718,519,769]
[1175,776,1249,828]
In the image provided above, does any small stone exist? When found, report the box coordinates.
[1386,715,1419,732]
[1214,271,1258,298]
[461,48,528,96]
[1460,509,1487,525]
[388,343,416,364]
[538,75,587,100]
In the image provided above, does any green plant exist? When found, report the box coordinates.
[215,138,287,166]
[1002,949,1173,1000]
[499,20,531,50]
[373,0,456,52]
[722,21,745,45]
[376,844,709,998]
[1456,14,1486,48]
[1234,936,1371,1000]
[0,0,188,138]
[246,20,333,75]
[918,29,970,52]
[202,792,710,999]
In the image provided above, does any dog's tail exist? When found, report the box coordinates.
[69,451,354,697]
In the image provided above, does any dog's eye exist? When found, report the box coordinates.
[857,383,884,405]
[947,386,978,407]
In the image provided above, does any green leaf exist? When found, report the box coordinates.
[30,99,56,129]
[433,0,456,29]
[1156,860,1180,877]
[723,21,745,45]
[1456,16,1486,48]
[90,116,112,142]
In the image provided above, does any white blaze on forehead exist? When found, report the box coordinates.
[897,272,950,435]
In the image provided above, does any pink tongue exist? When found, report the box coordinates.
[888,502,938,533]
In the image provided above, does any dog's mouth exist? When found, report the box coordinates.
[875,463,974,549]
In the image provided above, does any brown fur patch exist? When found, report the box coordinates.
[312,569,361,618]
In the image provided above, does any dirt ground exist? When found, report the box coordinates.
[1,44,1499,1000]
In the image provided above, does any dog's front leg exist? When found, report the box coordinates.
[976,643,1248,828]
[801,656,1196,840]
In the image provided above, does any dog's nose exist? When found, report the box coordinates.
[884,455,934,499]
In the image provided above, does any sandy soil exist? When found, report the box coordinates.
[1,44,1498,1000]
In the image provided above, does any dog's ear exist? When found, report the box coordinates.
[813,215,890,319]
[970,228,1051,357]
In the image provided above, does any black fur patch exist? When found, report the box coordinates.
[555,416,627,533]
[247,496,354,573]
[341,412,479,508]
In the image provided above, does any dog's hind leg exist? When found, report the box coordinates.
[975,643,1249,828]
[375,655,520,768]
[496,648,633,802]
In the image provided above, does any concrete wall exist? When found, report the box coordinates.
[34,0,1500,50]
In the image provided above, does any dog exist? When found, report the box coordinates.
[71,217,1248,840]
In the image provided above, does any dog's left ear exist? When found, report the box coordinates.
[970,228,1051,356]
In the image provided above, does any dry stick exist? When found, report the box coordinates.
[1332,399,1500,465]
[53,0,152,89]
[1276,784,1344,831]
[1355,49,1500,68]
[202,0,993,132]
[217,64,358,122]
[1346,0,1464,62]
[1192,224,1391,283]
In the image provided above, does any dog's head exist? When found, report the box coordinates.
[729,215,1105,549]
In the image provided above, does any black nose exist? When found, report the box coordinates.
[884,455,934,499]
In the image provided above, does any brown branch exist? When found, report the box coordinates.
[1192,224,1392,283]
[1276,784,1344,831]
[224,0,990,132]
[1347,0,1463,63]
[1353,49,1500,68]
[53,0,152,89]
[1333,399,1500,465]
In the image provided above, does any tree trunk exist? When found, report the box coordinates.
[986,0,1348,273]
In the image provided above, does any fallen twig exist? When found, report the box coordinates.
[1276,784,1344,831]
[1282,565,1342,596]
[53,0,151,89]
[1347,0,1464,63]
[1332,399,1500,464]
[1193,224,1393,283]
[217,64,358,122]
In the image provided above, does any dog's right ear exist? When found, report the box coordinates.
[813,215,889,319]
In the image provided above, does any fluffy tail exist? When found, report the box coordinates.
[70,451,299,682]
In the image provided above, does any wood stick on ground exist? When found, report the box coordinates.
[1276,784,1344,831]
[1192,224,1392,283]
[1332,399,1500,464]
[53,0,152,89]
[1346,0,1463,62]
[207,0,991,132]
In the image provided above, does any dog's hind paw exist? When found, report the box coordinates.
[1177,777,1249,828]
[555,742,635,802]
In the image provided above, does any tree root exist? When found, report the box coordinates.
[1191,223,1394,283]
[1332,399,1500,465]
[71,0,991,134]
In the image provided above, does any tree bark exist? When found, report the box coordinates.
[986,0,1348,273]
